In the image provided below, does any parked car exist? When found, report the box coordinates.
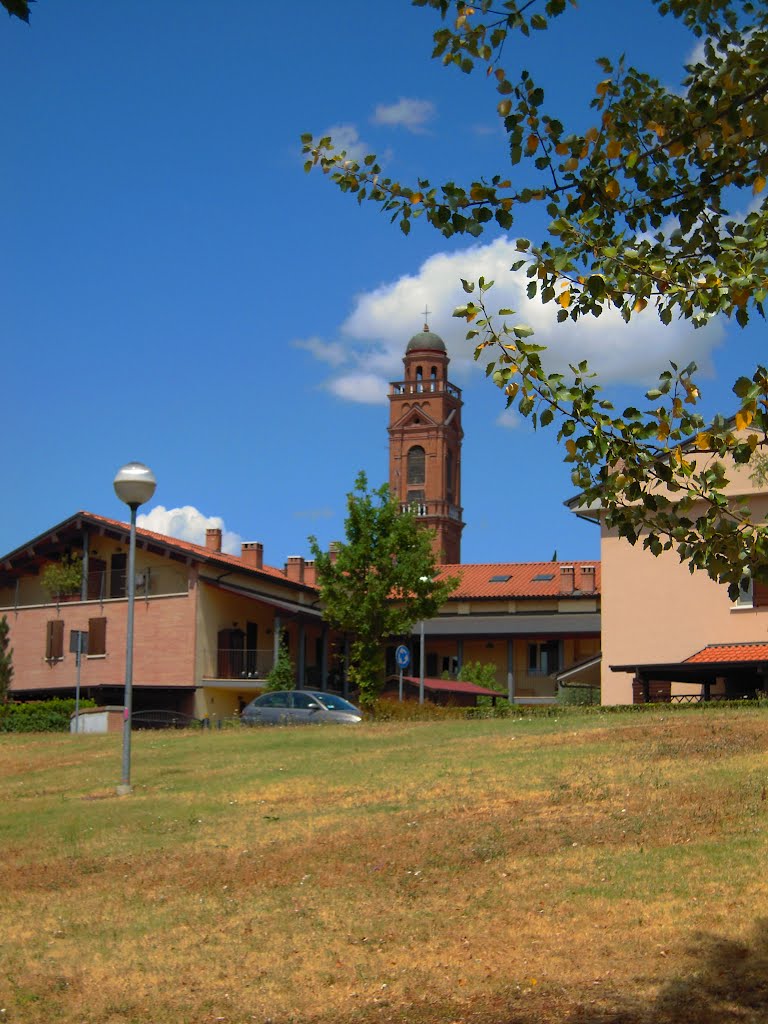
[241,690,363,726]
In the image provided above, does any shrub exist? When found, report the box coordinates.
[41,554,83,599]
[557,684,601,707]
[0,697,96,733]
[266,642,296,691]
[369,698,468,722]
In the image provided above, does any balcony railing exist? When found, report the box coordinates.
[400,500,463,521]
[391,380,462,399]
[206,647,275,681]
[0,565,190,610]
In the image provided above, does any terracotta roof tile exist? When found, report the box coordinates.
[401,676,501,697]
[80,511,306,587]
[436,561,600,599]
[685,642,768,664]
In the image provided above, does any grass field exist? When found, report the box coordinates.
[2,708,768,1024]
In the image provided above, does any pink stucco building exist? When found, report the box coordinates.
[574,446,768,704]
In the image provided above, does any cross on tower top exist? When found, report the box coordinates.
[421,305,431,329]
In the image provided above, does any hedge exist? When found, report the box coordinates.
[0,698,96,733]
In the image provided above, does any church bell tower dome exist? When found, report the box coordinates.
[405,325,447,354]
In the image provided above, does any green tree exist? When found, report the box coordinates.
[41,554,83,601]
[0,615,14,704]
[457,659,501,691]
[304,0,768,596]
[2,1,33,23]
[309,472,458,706]
[265,638,296,691]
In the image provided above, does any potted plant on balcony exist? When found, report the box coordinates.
[41,554,83,602]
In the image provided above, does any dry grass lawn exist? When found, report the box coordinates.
[1,708,768,1024]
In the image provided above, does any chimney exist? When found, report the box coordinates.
[205,528,222,553]
[241,541,264,570]
[580,565,596,593]
[303,560,316,587]
[286,556,305,584]
[329,541,341,565]
[560,565,575,594]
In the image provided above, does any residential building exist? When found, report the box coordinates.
[1,324,602,713]
[0,512,329,719]
[572,441,768,704]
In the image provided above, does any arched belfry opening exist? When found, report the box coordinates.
[387,323,465,564]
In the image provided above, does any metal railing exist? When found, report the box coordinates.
[0,565,190,611]
[206,647,275,681]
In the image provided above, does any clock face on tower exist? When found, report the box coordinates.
[388,325,465,565]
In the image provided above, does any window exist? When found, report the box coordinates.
[446,450,453,498]
[88,617,107,656]
[291,692,319,709]
[528,640,560,675]
[87,558,107,600]
[733,578,754,608]
[407,446,425,486]
[490,574,511,583]
[256,691,290,708]
[110,553,127,599]
[45,619,64,661]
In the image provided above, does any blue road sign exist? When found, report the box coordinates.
[395,644,411,669]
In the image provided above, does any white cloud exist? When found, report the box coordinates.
[327,372,389,405]
[293,506,335,521]
[137,505,242,555]
[372,98,436,133]
[496,407,520,430]
[321,123,370,165]
[297,237,724,406]
[294,336,347,367]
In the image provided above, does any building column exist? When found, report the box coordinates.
[507,638,515,703]
[81,527,90,601]
[457,638,464,675]
[273,616,281,671]
[298,621,306,688]
[320,626,329,689]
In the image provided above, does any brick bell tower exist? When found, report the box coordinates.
[388,323,465,564]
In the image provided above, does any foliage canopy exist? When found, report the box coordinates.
[2,0,32,23]
[309,472,457,704]
[0,615,13,705]
[304,0,768,595]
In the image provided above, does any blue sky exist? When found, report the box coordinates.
[2,2,762,567]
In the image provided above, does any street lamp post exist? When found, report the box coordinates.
[418,575,430,705]
[419,619,425,705]
[113,462,156,795]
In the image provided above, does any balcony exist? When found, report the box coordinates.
[0,565,190,610]
[400,500,463,521]
[390,380,461,399]
[204,647,275,681]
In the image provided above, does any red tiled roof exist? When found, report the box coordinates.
[401,676,501,697]
[436,561,600,599]
[2,510,600,604]
[685,642,768,664]
[79,512,303,586]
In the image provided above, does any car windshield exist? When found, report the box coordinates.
[310,693,359,713]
